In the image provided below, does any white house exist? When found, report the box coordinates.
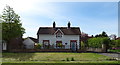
[37,22,81,51]
[23,37,38,49]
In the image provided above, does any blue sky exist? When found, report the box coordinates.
[0,0,118,38]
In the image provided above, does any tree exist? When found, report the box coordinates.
[0,5,25,45]
[88,37,103,48]
[87,37,110,52]
[115,40,120,48]
[95,31,108,37]
[101,31,108,37]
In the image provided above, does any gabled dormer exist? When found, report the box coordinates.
[54,29,64,38]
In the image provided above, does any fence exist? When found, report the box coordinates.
[9,47,105,53]
[86,47,103,52]
[9,49,75,53]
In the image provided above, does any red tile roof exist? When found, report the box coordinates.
[37,27,81,35]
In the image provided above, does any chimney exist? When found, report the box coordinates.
[53,21,56,28]
[68,21,71,28]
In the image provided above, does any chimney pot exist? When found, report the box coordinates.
[68,21,71,28]
[53,21,56,28]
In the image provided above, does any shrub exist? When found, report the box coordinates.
[66,58,69,61]
[71,57,75,61]
[81,41,85,50]
[87,37,110,48]
[35,43,42,49]
[110,40,120,49]
[114,40,120,48]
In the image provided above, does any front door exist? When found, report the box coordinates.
[70,40,77,51]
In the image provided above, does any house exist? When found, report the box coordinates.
[23,37,38,49]
[37,22,81,51]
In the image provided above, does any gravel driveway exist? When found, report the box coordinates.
[98,52,120,60]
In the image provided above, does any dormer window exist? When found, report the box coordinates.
[54,29,63,38]
[56,32,62,38]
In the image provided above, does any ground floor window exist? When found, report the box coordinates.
[43,40,49,49]
[56,41,62,48]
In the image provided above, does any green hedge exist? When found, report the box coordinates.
[87,37,110,48]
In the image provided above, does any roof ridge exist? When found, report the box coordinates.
[37,27,81,35]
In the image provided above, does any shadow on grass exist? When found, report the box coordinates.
[2,53,35,61]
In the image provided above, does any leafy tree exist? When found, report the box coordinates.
[115,40,120,48]
[109,39,120,49]
[0,5,25,44]
[81,41,85,50]
[95,31,108,37]
[101,31,108,37]
[88,37,102,48]
[88,37,110,49]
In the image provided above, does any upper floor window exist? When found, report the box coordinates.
[56,32,62,38]
[54,29,63,38]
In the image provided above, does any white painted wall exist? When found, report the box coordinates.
[23,38,35,49]
[38,34,80,49]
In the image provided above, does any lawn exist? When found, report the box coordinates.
[2,52,119,65]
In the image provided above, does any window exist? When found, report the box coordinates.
[56,32,62,38]
[43,40,49,49]
[56,41,62,48]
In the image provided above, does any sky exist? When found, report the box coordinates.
[0,0,119,38]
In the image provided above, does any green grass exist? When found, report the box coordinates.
[2,53,111,61]
[2,52,119,64]
[2,63,120,65]
[109,49,120,52]
[2,61,119,63]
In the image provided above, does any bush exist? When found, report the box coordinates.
[110,40,120,49]
[71,57,75,61]
[114,40,120,48]
[66,58,69,61]
[87,37,110,48]
[81,41,85,50]
[35,43,42,49]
